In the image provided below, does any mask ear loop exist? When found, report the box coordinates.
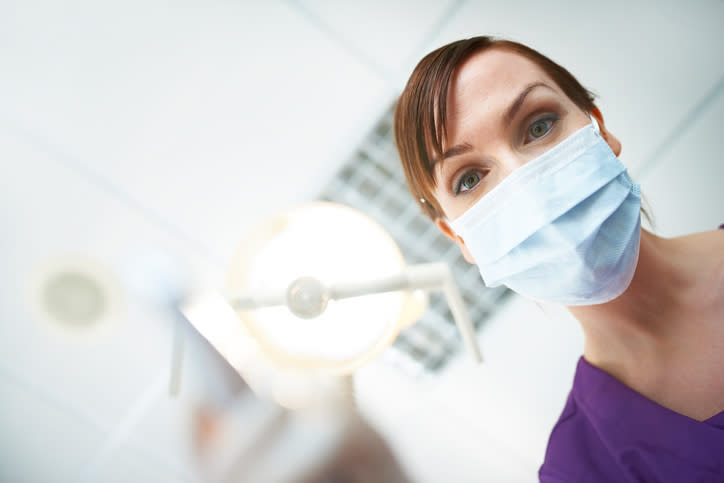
[589,113,601,135]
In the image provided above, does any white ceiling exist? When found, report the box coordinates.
[1,0,722,481]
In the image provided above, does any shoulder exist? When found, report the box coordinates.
[541,356,724,482]
[539,357,642,482]
[539,390,620,483]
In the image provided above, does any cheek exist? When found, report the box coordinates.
[460,243,476,264]
[443,202,468,221]
[431,189,459,220]
[432,175,464,220]
[433,183,491,221]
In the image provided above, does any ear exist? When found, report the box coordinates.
[590,106,622,156]
[434,218,476,264]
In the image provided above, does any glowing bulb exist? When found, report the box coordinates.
[226,202,413,373]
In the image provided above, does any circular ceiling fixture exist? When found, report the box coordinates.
[28,254,124,339]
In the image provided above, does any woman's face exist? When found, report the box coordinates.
[432,48,620,261]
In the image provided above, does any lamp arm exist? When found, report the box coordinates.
[328,274,408,299]
[403,263,482,363]
[229,290,287,311]
[226,263,482,363]
[440,269,483,364]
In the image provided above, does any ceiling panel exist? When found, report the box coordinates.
[638,85,724,237]
[294,0,460,81]
[0,372,105,483]
[0,0,389,264]
[0,129,221,451]
[80,442,198,483]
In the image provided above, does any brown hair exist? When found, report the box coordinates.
[394,36,597,220]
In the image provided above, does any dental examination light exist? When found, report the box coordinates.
[180,202,481,408]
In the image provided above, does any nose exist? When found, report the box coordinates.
[498,150,529,178]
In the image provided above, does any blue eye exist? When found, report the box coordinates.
[456,171,481,194]
[526,115,558,142]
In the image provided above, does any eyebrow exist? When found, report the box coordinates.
[439,82,555,163]
[441,142,473,160]
[504,81,553,125]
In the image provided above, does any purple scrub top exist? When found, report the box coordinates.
[539,357,724,482]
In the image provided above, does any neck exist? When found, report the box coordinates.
[568,229,698,372]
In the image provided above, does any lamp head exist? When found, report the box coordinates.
[226,201,414,374]
[185,202,428,409]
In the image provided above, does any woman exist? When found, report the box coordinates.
[394,36,724,482]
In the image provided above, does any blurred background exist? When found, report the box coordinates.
[1,0,722,482]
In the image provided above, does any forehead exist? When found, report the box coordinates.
[446,48,565,129]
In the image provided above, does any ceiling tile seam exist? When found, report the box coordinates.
[399,0,468,81]
[278,0,468,189]
[282,0,394,84]
[634,75,724,182]
[72,367,195,483]
[0,342,197,480]
[0,362,112,435]
[284,0,469,91]
[0,118,226,269]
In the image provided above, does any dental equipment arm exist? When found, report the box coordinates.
[228,262,482,363]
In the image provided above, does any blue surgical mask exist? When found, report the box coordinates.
[449,117,641,306]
